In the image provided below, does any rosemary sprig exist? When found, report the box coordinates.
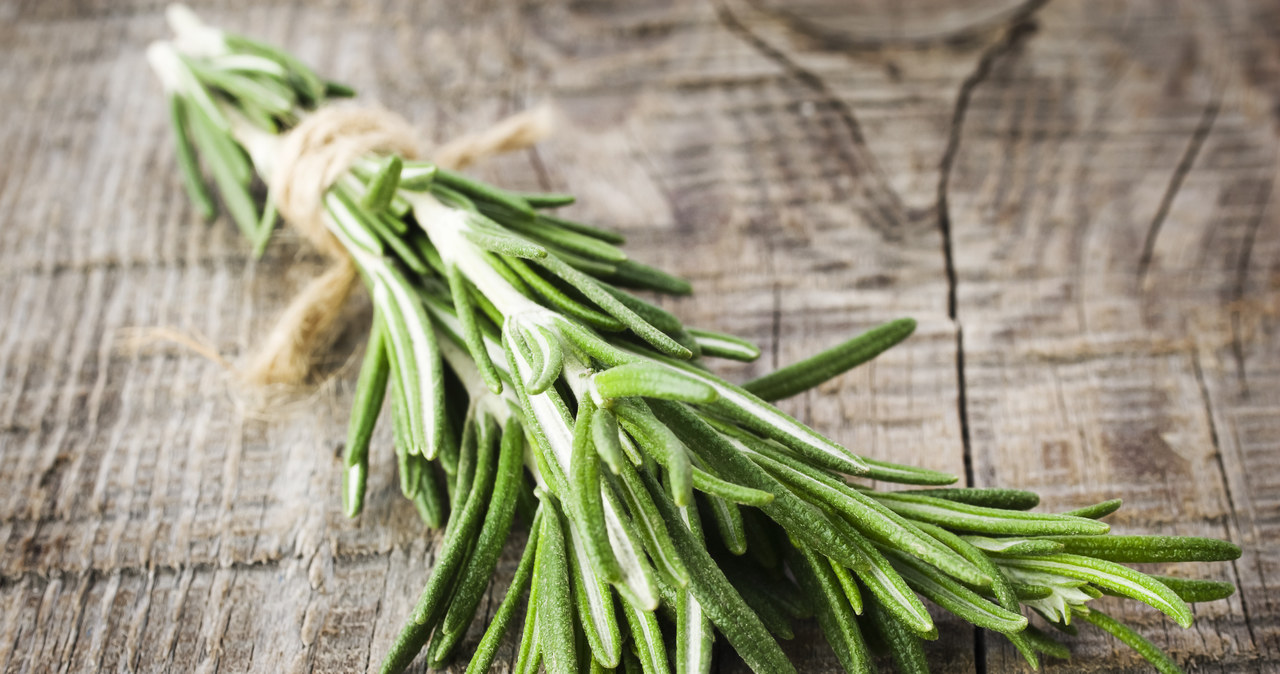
[150,7,1242,673]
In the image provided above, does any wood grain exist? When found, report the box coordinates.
[0,0,1275,671]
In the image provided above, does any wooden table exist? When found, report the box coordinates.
[1,0,1275,671]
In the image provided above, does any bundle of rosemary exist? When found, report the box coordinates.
[148,7,1240,673]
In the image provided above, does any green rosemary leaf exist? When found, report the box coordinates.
[737,440,989,587]
[604,258,692,295]
[589,406,628,475]
[1148,575,1236,603]
[650,401,867,571]
[998,554,1194,628]
[392,161,437,190]
[411,462,446,528]
[251,194,277,256]
[439,418,525,636]
[521,323,565,395]
[602,286,684,335]
[888,550,1028,634]
[507,257,626,331]
[650,358,870,476]
[595,363,718,404]
[1039,535,1241,563]
[961,535,1064,556]
[732,581,795,639]
[167,94,215,220]
[845,536,936,636]
[611,457,691,587]
[864,592,929,674]
[553,316,637,368]
[690,466,773,506]
[610,399,695,506]
[677,584,715,674]
[514,191,576,209]
[361,155,402,212]
[463,508,542,674]
[687,328,761,362]
[492,206,629,262]
[355,200,428,275]
[914,521,1039,667]
[903,487,1038,510]
[389,383,419,498]
[620,593,671,674]
[571,398,625,585]
[537,212,626,245]
[830,559,864,614]
[223,32,326,104]
[871,491,1111,536]
[436,167,537,219]
[1012,582,1053,600]
[600,484,662,610]
[408,412,500,629]
[445,264,503,394]
[1063,498,1123,519]
[639,469,795,674]
[1022,625,1072,660]
[744,318,916,402]
[185,103,260,239]
[515,546,543,674]
[461,219,549,259]
[859,458,959,486]
[791,541,874,673]
[1079,609,1185,674]
[537,255,692,358]
[564,505,624,668]
[705,490,748,555]
[343,316,389,517]
[535,494,578,674]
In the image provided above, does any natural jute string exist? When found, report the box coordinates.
[240,103,553,387]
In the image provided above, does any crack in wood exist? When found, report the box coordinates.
[1137,96,1221,282]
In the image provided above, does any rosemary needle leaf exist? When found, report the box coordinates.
[461,222,549,259]
[167,94,216,220]
[1064,498,1124,519]
[687,328,762,362]
[961,535,1064,557]
[677,585,715,674]
[706,491,749,555]
[522,324,564,395]
[411,463,446,528]
[536,494,578,674]
[506,257,625,331]
[888,550,1028,635]
[571,398,626,585]
[903,487,1038,510]
[589,406,628,475]
[361,155,402,212]
[612,459,691,587]
[445,264,503,394]
[847,536,936,636]
[864,593,930,674]
[342,316,390,517]
[1079,609,1186,674]
[611,399,695,506]
[536,255,692,359]
[1040,535,1242,563]
[998,554,1194,628]
[594,363,718,404]
[439,418,525,636]
[690,467,774,506]
[860,456,958,486]
[650,400,866,572]
[1022,625,1072,660]
[871,491,1111,536]
[744,318,916,402]
[639,469,795,674]
[463,508,542,674]
[830,560,864,614]
[516,191,576,209]
[605,258,692,295]
[409,412,500,629]
[1148,575,1237,603]
[538,212,626,245]
[791,541,874,673]
[436,167,537,219]
[621,593,672,674]
[566,522,624,668]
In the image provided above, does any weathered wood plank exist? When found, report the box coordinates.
[0,0,1274,672]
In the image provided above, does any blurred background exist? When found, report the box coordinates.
[0,1,1274,671]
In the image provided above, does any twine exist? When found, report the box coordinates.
[240,103,553,387]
